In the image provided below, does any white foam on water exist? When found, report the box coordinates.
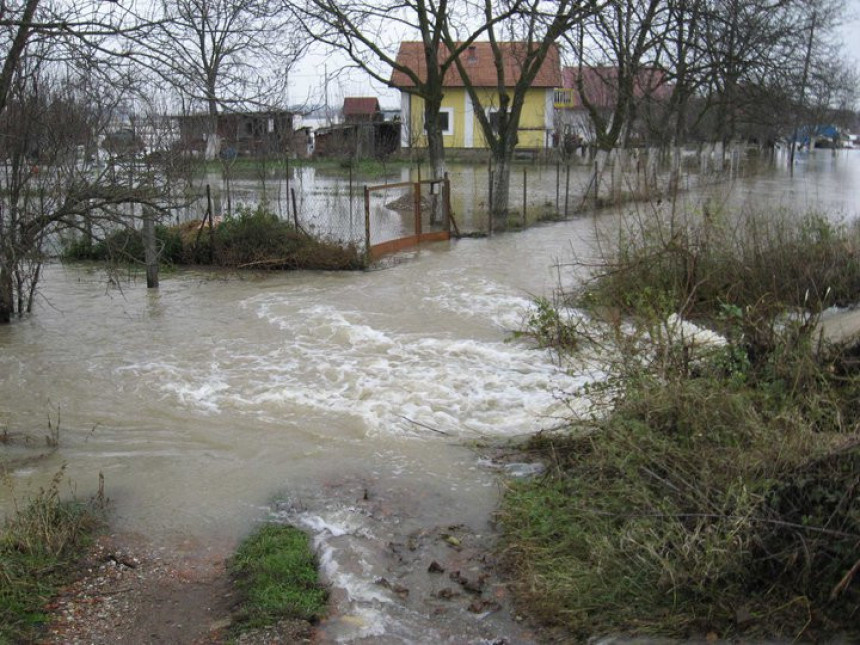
[273,506,395,641]
[422,276,538,331]
[115,278,595,439]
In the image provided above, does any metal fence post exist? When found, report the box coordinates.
[413,181,422,236]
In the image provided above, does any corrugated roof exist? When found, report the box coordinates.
[342,97,380,116]
[390,41,561,89]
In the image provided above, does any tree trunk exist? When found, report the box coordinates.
[0,263,13,324]
[424,99,446,180]
[205,91,221,161]
[489,153,513,227]
[143,208,159,289]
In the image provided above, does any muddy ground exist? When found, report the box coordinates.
[40,467,549,644]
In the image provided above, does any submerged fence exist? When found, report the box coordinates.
[363,177,453,260]
[176,144,755,258]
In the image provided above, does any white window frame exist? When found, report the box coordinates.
[425,107,454,136]
[485,107,502,134]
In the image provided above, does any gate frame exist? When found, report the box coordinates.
[364,176,452,260]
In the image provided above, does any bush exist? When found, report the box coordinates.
[501,205,860,641]
[582,208,860,353]
[63,205,365,271]
[64,225,184,265]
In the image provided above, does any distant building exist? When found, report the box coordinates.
[313,96,399,158]
[342,97,383,123]
[175,110,295,157]
[555,66,672,144]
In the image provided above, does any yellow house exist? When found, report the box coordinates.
[390,41,561,151]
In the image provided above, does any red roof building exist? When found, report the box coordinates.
[562,66,672,109]
[342,97,382,122]
[390,41,562,89]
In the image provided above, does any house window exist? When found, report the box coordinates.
[425,107,454,136]
[486,108,503,134]
[554,89,574,108]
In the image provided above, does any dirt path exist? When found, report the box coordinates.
[41,488,540,644]
[42,532,314,643]
[42,533,244,644]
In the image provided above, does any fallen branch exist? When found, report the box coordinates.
[398,415,450,436]
[831,557,860,600]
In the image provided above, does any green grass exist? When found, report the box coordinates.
[229,523,327,631]
[0,466,103,643]
[500,205,860,641]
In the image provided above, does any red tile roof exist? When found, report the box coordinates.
[390,41,561,89]
[562,66,672,109]
[342,97,381,116]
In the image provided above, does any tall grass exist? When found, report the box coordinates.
[0,466,104,642]
[499,205,860,640]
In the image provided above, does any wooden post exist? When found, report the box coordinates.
[291,188,299,231]
[564,162,571,219]
[349,163,354,226]
[488,169,494,236]
[206,183,215,263]
[444,173,459,236]
[285,155,291,219]
[555,158,560,212]
[364,185,371,256]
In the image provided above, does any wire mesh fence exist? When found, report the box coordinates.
[172,145,738,257]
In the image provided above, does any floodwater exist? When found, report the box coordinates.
[190,148,860,250]
[2,148,859,642]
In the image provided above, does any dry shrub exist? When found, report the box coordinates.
[584,206,860,338]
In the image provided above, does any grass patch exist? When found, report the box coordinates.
[229,523,327,632]
[500,206,860,641]
[0,466,104,643]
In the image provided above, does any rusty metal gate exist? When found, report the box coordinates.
[364,176,457,260]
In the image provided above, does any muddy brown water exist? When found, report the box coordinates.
[2,149,859,642]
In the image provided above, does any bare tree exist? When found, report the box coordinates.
[0,1,186,323]
[442,0,590,224]
[565,0,665,153]
[144,0,306,160]
[291,0,525,180]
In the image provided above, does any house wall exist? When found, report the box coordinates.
[400,88,553,150]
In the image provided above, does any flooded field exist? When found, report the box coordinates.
[2,148,859,642]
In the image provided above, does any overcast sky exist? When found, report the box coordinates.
[840,0,860,66]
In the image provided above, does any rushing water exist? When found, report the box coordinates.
[2,148,859,642]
